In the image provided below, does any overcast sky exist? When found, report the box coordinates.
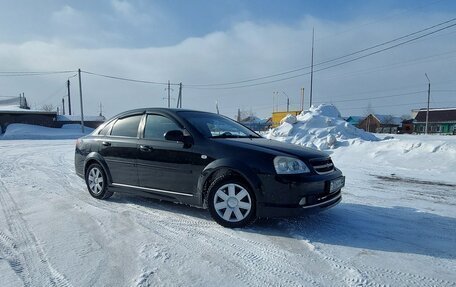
[0,0,455,119]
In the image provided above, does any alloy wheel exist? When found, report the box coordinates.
[88,167,104,195]
[213,183,252,222]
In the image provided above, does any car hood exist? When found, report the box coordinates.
[215,137,329,159]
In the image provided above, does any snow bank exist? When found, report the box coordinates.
[331,135,456,184]
[268,104,379,150]
[0,124,93,140]
[57,115,105,122]
[331,133,456,185]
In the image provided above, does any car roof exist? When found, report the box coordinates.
[113,107,215,119]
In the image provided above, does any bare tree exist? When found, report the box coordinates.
[41,104,55,112]
[364,102,374,116]
[235,109,257,122]
[401,114,412,121]
[383,115,394,124]
[240,109,256,121]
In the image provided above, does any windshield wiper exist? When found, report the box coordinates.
[209,134,243,138]
[209,134,261,139]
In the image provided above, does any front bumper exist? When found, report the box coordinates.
[256,170,344,218]
[257,190,341,217]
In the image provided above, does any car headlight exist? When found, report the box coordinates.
[273,156,310,174]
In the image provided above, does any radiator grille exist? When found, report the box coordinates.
[309,157,334,174]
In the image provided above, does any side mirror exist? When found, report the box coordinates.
[164,130,184,142]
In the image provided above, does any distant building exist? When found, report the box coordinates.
[358,114,402,134]
[271,110,301,128]
[345,116,364,128]
[400,119,414,134]
[240,116,272,131]
[0,96,105,134]
[413,107,456,134]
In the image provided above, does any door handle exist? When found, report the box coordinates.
[139,145,153,152]
[102,141,111,146]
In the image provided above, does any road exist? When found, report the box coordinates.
[0,140,454,286]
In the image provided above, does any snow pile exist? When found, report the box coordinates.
[281,114,297,124]
[268,104,379,150]
[0,124,93,140]
[57,115,105,122]
[332,134,456,184]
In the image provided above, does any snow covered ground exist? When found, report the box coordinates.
[0,124,93,140]
[0,136,455,286]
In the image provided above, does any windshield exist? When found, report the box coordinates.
[178,111,261,138]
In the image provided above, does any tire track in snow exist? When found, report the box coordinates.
[285,216,456,286]
[0,179,72,287]
[35,144,319,286]
[43,142,343,286]
[0,144,143,286]
[3,141,454,286]
[126,203,325,287]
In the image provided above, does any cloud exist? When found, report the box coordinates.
[0,13,455,119]
[111,0,152,26]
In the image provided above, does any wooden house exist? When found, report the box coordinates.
[358,114,402,134]
[413,108,456,134]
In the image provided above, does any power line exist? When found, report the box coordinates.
[316,0,446,42]
[184,20,456,90]
[0,70,77,77]
[81,70,179,86]
[345,101,427,110]
[434,89,456,92]
[318,48,456,82]
[36,84,68,106]
[184,17,456,88]
[314,90,426,104]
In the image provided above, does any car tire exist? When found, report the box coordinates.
[208,175,256,228]
[85,163,113,200]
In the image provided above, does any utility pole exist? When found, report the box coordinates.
[78,69,85,133]
[67,79,72,115]
[99,102,103,117]
[272,92,276,113]
[62,98,65,115]
[281,91,290,112]
[309,28,315,108]
[425,73,431,135]
[273,91,278,112]
[167,80,171,108]
[300,87,305,111]
[176,82,182,108]
[216,101,220,114]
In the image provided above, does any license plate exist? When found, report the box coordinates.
[329,177,345,193]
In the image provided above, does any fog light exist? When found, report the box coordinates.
[299,197,307,206]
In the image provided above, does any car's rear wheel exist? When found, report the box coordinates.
[208,177,256,228]
[85,163,113,200]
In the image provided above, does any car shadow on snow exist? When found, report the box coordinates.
[246,203,456,260]
[105,194,455,259]
[107,193,213,222]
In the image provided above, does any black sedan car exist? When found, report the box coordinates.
[75,108,344,227]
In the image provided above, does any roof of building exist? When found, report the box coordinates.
[57,115,105,122]
[372,114,402,125]
[346,116,364,124]
[0,97,26,111]
[414,107,456,123]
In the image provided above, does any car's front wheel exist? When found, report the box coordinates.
[85,163,113,200]
[208,177,256,228]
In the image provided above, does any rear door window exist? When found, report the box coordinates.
[98,121,114,136]
[110,115,142,138]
